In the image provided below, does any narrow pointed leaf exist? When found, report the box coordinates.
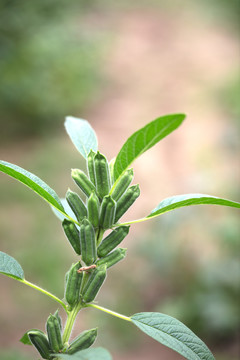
[55,347,112,360]
[147,194,240,219]
[0,160,65,213]
[20,330,39,345]
[114,114,185,180]
[131,312,215,360]
[64,116,98,158]
[51,198,78,223]
[0,251,24,280]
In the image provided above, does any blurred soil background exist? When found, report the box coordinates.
[0,1,239,359]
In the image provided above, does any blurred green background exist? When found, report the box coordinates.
[0,1,239,360]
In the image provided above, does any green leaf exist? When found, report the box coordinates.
[55,347,112,360]
[0,160,65,214]
[148,193,240,219]
[19,332,31,345]
[131,312,215,360]
[0,251,24,280]
[113,114,185,180]
[20,330,38,345]
[64,116,98,158]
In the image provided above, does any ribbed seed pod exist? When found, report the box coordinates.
[79,218,97,265]
[99,195,116,229]
[28,330,51,360]
[71,169,96,198]
[65,262,83,307]
[96,248,127,269]
[62,219,81,255]
[94,151,111,199]
[54,310,62,331]
[66,328,98,354]
[110,168,134,201]
[65,269,69,286]
[87,150,96,186]
[108,157,115,186]
[87,191,100,228]
[66,189,87,222]
[46,314,63,353]
[115,184,140,222]
[97,225,130,257]
[82,264,107,303]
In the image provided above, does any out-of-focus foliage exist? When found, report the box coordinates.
[112,0,240,30]
[0,0,103,141]
[201,0,240,30]
[0,0,239,143]
[136,208,240,346]
[0,350,32,360]
[219,74,240,124]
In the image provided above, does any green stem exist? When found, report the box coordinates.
[115,217,149,226]
[62,303,82,343]
[19,279,67,311]
[80,271,90,294]
[96,227,104,246]
[86,303,131,322]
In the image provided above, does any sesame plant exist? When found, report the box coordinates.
[0,115,239,360]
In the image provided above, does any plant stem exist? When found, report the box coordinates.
[96,227,104,246]
[86,303,131,322]
[115,217,149,226]
[19,279,67,311]
[62,302,82,344]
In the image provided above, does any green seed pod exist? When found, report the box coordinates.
[97,225,130,257]
[115,184,140,222]
[67,328,98,354]
[87,150,97,186]
[66,189,87,222]
[99,195,116,229]
[96,248,127,269]
[87,191,100,228]
[28,330,51,360]
[65,262,83,307]
[62,219,81,255]
[82,264,107,303]
[46,313,63,353]
[110,168,134,201]
[65,269,69,286]
[108,157,115,186]
[54,310,62,331]
[79,218,97,265]
[94,151,111,198]
[71,169,96,198]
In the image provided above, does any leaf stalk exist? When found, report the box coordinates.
[86,303,131,322]
[19,279,67,311]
